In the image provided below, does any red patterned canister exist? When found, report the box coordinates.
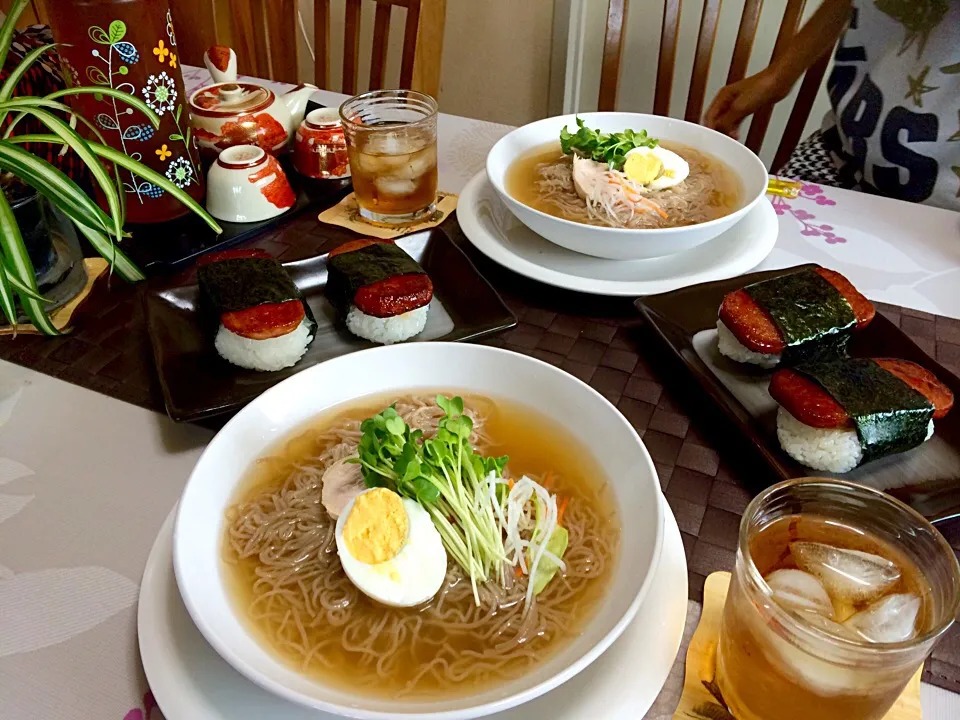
[293,108,349,180]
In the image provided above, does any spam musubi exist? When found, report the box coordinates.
[717,267,875,367]
[770,358,954,473]
[197,249,315,371]
[325,238,433,344]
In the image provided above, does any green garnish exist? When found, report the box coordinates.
[531,526,569,596]
[355,396,509,604]
[559,117,658,170]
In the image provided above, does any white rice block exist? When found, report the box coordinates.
[346,304,428,345]
[215,318,312,371]
[776,407,934,474]
[716,319,781,368]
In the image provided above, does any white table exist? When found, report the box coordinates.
[1,67,958,719]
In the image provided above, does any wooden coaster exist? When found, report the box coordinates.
[0,258,108,336]
[317,191,458,239]
[672,572,922,720]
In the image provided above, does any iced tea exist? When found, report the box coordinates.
[717,480,960,720]
[340,91,438,224]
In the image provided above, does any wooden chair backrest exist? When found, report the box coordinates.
[600,0,833,170]
[169,0,445,98]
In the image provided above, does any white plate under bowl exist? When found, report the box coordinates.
[486,112,769,260]
[173,343,664,719]
[141,497,687,720]
[459,171,777,297]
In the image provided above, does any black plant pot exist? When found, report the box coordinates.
[4,190,88,325]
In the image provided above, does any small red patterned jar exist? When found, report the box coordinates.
[293,108,350,180]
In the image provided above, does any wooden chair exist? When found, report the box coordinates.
[600,0,834,171]
[170,0,446,98]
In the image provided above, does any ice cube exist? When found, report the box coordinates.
[791,542,901,604]
[765,569,834,617]
[389,146,437,181]
[844,593,920,643]
[374,176,418,197]
[797,609,861,641]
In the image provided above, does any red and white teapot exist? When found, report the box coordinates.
[188,46,317,159]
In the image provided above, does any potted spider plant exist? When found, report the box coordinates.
[0,0,221,335]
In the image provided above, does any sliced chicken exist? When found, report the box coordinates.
[321,457,366,518]
[572,155,608,200]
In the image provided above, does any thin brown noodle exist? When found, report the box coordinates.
[536,150,734,229]
[224,395,616,695]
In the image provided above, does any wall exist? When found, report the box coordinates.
[571,0,835,168]
[295,0,557,127]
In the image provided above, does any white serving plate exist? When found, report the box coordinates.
[141,497,687,720]
[459,171,777,297]
[486,112,769,260]
[173,343,664,718]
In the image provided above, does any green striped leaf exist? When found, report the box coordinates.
[8,133,223,235]
[5,271,49,302]
[18,108,125,244]
[0,142,114,234]
[74,223,144,283]
[0,0,31,76]
[0,188,59,335]
[0,44,61,125]
[0,262,17,327]
[46,86,161,129]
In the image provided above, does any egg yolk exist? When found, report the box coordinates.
[624,152,662,186]
[342,488,409,565]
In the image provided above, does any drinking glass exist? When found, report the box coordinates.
[339,90,439,225]
[716,478,960,720]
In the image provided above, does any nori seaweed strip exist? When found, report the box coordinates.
[793,359,934,465]
[198,257,315,336]
[325,243,426,315]
[744,269,857,364]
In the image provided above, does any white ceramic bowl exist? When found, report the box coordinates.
[486,112,769,260]
[174,343,664,719]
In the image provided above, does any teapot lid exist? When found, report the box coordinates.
[189,82,274,117]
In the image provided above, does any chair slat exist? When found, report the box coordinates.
[399,0,421,90]
[313,0,330,89]
[411,0,444,97]
[654,0,682,116]
[342,0,362,94]
[727,0,763,84]
[771,47,831,172]
[370,2,392,90]
[598,0,628,112]
[684,0,723,122]
[264,0,298,83]
[745,0,805,152]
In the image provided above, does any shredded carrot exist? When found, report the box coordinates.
[515,564,524,579]
[640,197,669,219]
[557,496,570,526]
[508,477,515,489]
[541,471,555,490]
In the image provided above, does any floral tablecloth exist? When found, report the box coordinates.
[0,67,958,720]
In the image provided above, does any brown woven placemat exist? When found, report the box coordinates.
[2,211,958,692]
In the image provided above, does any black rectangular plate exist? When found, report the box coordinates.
[144,227,517,422]
[636,265,960,525]
[126,154,351,275]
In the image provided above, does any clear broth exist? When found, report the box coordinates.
[505,141,743,229]
[222,392,621,699]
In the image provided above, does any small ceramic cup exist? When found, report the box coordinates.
[293,108,350,180]
[206,145,296,223]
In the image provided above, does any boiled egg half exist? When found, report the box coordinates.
[623,145,689,190]
[335,487,447,607]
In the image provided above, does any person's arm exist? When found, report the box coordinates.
[704,0,853,138]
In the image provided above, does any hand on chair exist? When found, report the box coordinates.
[704,67,790,140]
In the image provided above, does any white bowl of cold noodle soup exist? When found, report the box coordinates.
[487,112,769,260]
[174,342,663,719]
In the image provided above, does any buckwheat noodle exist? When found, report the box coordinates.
[224,395,617,696]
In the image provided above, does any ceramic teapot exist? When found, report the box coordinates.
[188,46,317,158]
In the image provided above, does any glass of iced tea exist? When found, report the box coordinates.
[339,90,438,225]
[717,478,960,720]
